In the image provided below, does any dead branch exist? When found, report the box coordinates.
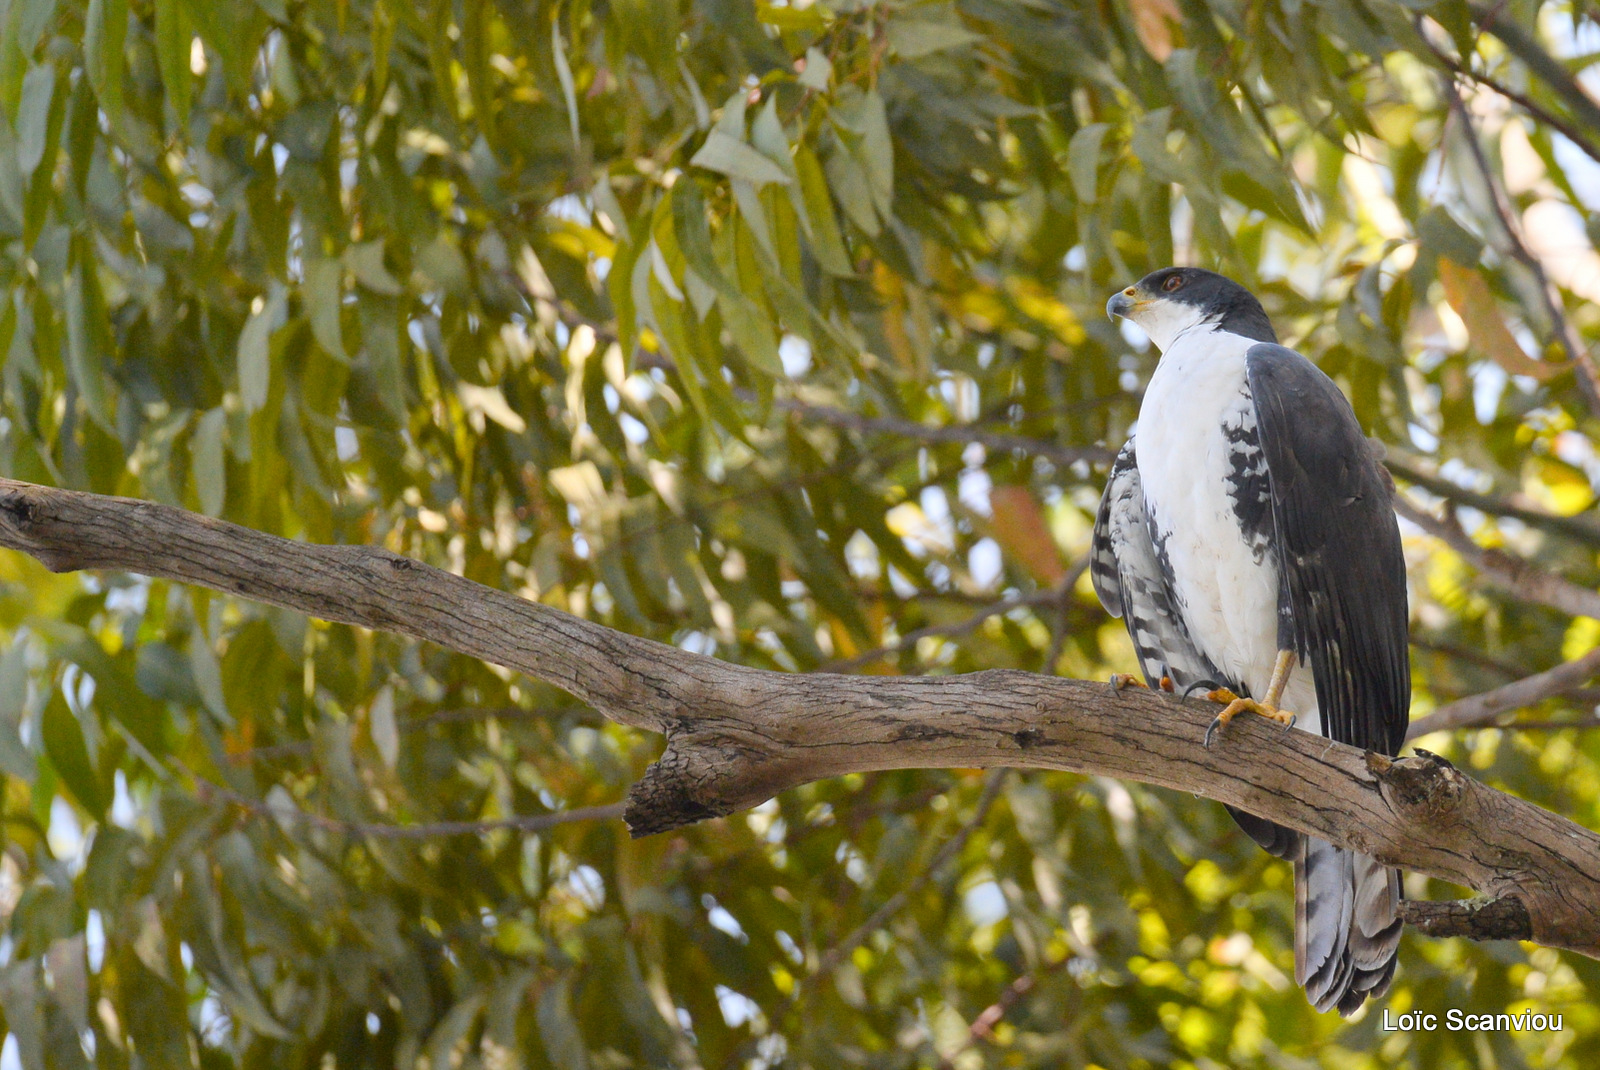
[1409,647,1600,738]
[1,478,1598,959]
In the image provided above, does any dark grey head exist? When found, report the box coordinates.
[1105,268,1277,351]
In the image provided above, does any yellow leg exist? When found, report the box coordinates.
[1204,650,1298,747]
[1261,649,1295,706]
[1108,673,1147,691]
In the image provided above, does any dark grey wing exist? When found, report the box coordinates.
[1245,344,1410,754]
[1247,343,1407,1015]
[1090,438,1223,696]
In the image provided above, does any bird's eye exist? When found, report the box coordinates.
[1162,275,1184,293]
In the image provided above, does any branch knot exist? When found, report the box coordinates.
[1369,749,1466,820]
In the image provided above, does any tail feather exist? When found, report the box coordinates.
[1295,837,1401,1016]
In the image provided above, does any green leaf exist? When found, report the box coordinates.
[414,234,470,296]
[16,63,55,179]
[344,239,405,295]
[154,0,191,127]
[0,643,34,781]
[749,96,798,183]
[0,963,44,1070]
[730,178,774,259]
[888,18,983,59]
[537,977,591,1070]
[238,284,287,414]
[690,130,793,187]
[0,121,24,229]
[798,45,832,90]
[302,256,345,358]
[670,180,736,302]
[136,642,203,708]
[16,0,60,58]
[855,89,894,216]
[1068,122,1109,205]
[369,685,398,769]
[63,257,113,431]
[192,406,226,516]
[794,144,853,274]
[41,691,105,820]
[823,142,878,237]
[552,19,580,147]
[188,627,230,725]
[83,0,127,124]
[1416,206,1484,266]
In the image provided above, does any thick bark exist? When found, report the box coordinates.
[0,479,1597,957]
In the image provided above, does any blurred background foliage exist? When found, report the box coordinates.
[0,0,1598,1065]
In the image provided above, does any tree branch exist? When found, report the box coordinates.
[1418,18,1600,166]
[194,769,626,839]
[1399,896,1532,942]
[820,557,1091,673]
[1468,2,1600,138]
[1,479,1599,958]
[1408,646,1600,738]
[1393,495,1600,620]
[771,396,1115,469]
[1386,453,1600,546]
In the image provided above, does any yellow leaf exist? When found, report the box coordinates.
[1438,257,1565,381]
[1128,0,1182,62]
[989,486,1066,586]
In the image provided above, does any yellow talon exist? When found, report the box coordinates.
[1109,673,1147,691]
[1204,687,1297,748]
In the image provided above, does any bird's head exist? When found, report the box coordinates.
[1106,267,1276,351]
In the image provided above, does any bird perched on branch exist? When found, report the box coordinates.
[1094,267,1410,1016]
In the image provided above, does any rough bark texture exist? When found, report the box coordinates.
[0,478,1598,957]
[1399,897,1534,942]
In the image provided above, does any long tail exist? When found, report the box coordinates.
[1295,839,1402,1016]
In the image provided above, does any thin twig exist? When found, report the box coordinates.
[820,556,1091,673]
[1468,1,1600,137]
[1042,578,1076,675]
[1385,454,1600,545]
[1409,635,1524,679]
[1493,716,1600,731]
[772,396,1115,469]
[1418,26,1600,166]
[231,706,589,764]
[936,953,1073,1070]
[1408,646,1600,738]
[1394,495,1600,620]
[191,769,625,839]
[1442,76,1600,417]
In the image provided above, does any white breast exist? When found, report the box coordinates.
[1135,330,1320,725]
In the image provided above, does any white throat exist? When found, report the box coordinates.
[1130,299,1216,353]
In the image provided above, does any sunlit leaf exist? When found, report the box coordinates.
[1438,257,1564,380]
[989,485,1067,585]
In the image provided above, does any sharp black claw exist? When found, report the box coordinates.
[1203,716,1223,749]
[1283,714,1297,733]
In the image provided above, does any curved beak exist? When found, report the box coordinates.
[1106,289,1138,321]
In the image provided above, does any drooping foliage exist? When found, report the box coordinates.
[0,0,1598,1065]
